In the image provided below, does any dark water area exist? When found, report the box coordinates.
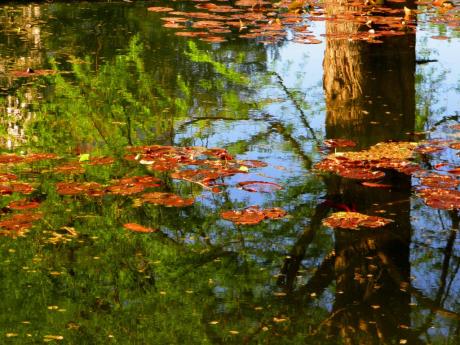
[0,0,460,344]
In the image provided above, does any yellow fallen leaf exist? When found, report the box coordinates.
[44,335,64,341]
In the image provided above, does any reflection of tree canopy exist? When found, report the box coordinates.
[0,2,459,344]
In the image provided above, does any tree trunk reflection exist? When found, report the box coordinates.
[323,1,416,343]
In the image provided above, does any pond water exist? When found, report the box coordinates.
[0,0,460,343]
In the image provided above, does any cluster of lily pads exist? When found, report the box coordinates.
[0,145,288,237]
[315,126,460,230]
[145,0,426,45]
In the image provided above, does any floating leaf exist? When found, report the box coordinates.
[221,206,287,225]
[237,180,283,193]
[338,168,385,180]
[420,173,459,189]
[118,176,161,188]
[263,207,288,219]
[147,7,174,12]
[10,182,34,194]
[56,182,104,196]
[448,167,460,175]
[237,159,268,168]
[10,69,56,78]
[431,35,449,40]
[107,183,145,195]
[54,163,85,174]
[434,163,450,171]
[0,173,17,182]
[24,152,58,162]
[8,199,40,210]
[0,212,43,232]
[221,207,265,225]
[414,144,444,154]
[201,36,227,43]
[0,185,13,195]
[0,154,24,164]
[315,142,420,178]
[417,188,460,210]
[87,156,115,165]
[142,192,194,207]
[450,142,460,150]
[322,211,393,230]
[107,176,160,196]
[123,223,157,233]
[323,139,357,148]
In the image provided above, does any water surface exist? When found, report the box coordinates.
[0,1,460,344]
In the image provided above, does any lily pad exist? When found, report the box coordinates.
[322,211,393,230]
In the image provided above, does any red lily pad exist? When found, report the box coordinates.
[172,169,218,180]
[163,22,186,29]
[118,176,161,188]
[175,31,209,37]
[237,181,283,193]
[160,17,189,23]
[431,36,449,40]
[0,185,13,195]
[10,69,56,78]
[7,199,40,210]
[87,156,115,166]
[10,182,34,194]
[24,153,59,162]
[201,36,227,43]
[417,188,460,210]
[107,183,144,196]
[434,163,450,171]
[54,163,85,174]
[263,207,288,219]
[338,168,385,180]
[0,212,43,231]
[221,208,266,225]
[322,211,393,230]
[323,139,357,148]
[420,173,460,189]
[56,182,104,196]
[107,176,161,195]
[221,206,287,225]
[414,144,444,154]
[0,173,17,182]
[237,160,268,168]
[142,192,195,207]
[448,167,460,175]
[203,148,233,160]
[0,154,24,164]
[147,7,174,12]
[450,142,460,150]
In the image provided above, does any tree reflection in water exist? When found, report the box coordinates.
[0,1,459,344]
